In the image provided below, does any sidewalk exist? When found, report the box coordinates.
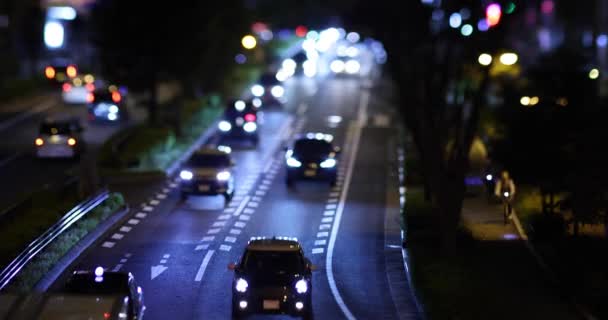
[461,196,521,241]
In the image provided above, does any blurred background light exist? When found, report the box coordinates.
[449,13,462,28]
[44,21,64,48]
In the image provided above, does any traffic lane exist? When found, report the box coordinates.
[332,126,405,319]
[192,76,364,319]
[52,111,291,320]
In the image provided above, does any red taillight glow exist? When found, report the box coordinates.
[111,91,122,103]
[67,138,77,146]
[35,138,44,146]
[86,93,95,103]
[45,66,55,79]
[66,65,77,78]
[103,312,111,319]
[85,83,95,91]
[62,83,72,92]
[244,113,256,122]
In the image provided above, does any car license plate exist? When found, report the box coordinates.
[198,185,210,191]
[304,169,316,177]
[50,135,60,143]
[263,300,280,310]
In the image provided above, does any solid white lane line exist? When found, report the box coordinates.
[230,229,242,235]
[234,221,246,228]
[225,236,237,243]
[207,228,220,234]
[317,232,329,238]
[120,226,132,233]
[263,160,274,174]
[324,211,335,216]
[135,212,147,219]
[102,242,115,248]
[326,91,369,320]
[111,233,124,240]
[195,250,215,282]
[202,236,215,242]
[127,219,139,225]
[219,245,232,251]
[312,248,324,254]
[195,244,209,251]
[233,196,251,216]
[315,239,327,246]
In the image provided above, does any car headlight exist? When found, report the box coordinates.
[180,170,193,180]
[108,104,119,114]
[320,158,336,168]
[252,98,262,108]
[345,60,360,74]
[330,60,345,73]
[295,279,308,294]
[271,85,284,98]
[216,171,231,181]
[251,84,264,97]
[235,278,248,293]
[286,157,302,168]
[218,120,232,132]
[243,122,257,132]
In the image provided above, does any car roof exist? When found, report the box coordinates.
[294,132,334,143]
[246,237,301,252]
[42,116,80,126]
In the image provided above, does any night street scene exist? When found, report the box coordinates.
[0,0,607,319]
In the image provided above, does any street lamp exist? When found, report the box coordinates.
[241,35,257,50]
[499,53,518,66]
[478,53,493,66]
[589,68,600,80]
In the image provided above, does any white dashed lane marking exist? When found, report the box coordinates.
[317,232,329,238]
[111,233,124,240]
[120,226,132,233]
[142,206,154,212]
[315,239,327,246]
[135,212,147,219]
[324,211,335,216]
[326,204,337,210]
[195,244,209,251]
[163,254,170,259]
[112,264,123,272]
[150,199,160,205]
[202,236,215,242]
[239,215,251,221]
[319,224,331,230]
[255,190,266,196]
[329,192,340,197]
[229,229,242,235]
[212,221,226,227]
[102,242,115,248]
[312,248,325,254]
[251,196,262,202]
[322,217,334,223]
[156,194,167,199]
[225,236,237,243]
[247,201,259,208]
[219,245,232,252]
[218,214,231,220]
[160,259,167,264]
[234,221,246,228]
[327,198,338,203]
[127,219,140,225]
[207,228,220,234]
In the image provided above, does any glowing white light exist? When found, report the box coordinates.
[180,170,193,180]
[47,6,77,20]
[216,171,231,181]
[44,21,64,48]
[461,24,473,36]
[239,301,248,309]
[330,60,345,73]
[503,191,510,198]
[295,302,304,310]
[235,278,248,292]
[589,68,600,80]
[337,45,348,57]
[234,100,246,111]
[286,157,302,168]
[346,46,359,57]
[499,53,518,66]
[320,158,337,168]
[295,279,308,293]
[276,69,289,82]
[345,60,360,74]
[271,85,284,98]
[328,115,342,124]
[251,84,264,97]
[346,32,360,43]
[282,58,296,70]
[108,105,119,114]
[486,174,493,181]
[449,13,462,28]
[218,145,232,153]
[306,30,319,40]
[107,113,118,121]
[243,122,257,132]
[252,98,262,108]
[315,133,325,140]
[302,39,317,52]
[303,60,317,77]
[478,53,493,66]
[94,267,104,277]
[218,120,232,132]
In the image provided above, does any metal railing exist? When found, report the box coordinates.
[0,189,110,291]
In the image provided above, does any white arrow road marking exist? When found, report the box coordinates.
[151,265,168,280]
[195,250,215,282]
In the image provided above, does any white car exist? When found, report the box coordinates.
[35,118,85,159]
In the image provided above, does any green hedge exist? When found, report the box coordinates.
[7,193,125,292]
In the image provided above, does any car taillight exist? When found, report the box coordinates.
[86,93,95,103]
[112,91,122,103]
[85,83,95,91]
[67,138,76,146]
[62,83,72,92]
[244,113,256,122]
[44,66,55,79]
[35,138,44,146]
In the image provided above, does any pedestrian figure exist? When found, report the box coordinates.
[494,170,516,225]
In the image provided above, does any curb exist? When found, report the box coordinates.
[35,205,131,292]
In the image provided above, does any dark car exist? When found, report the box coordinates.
[218,99,260,145]
[44,63,78,85]
[228,237,315,319]
[87,87,128,122]
[63,267,145,320]
[284,133,341,186]
[179,147,235,203]
[35,118,85,159]
[250,72,285,107]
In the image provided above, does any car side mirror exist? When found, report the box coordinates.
[228,262,237,270]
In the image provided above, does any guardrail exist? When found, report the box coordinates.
[0,189,110,291]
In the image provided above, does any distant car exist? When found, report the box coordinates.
[284,133,340,186]
[61,75,96,104]
[250,72,285,107]
[63,267,145,320]
[44,63,78,85]
[330,56,361,75]
[179,146,235,203]
[218,99,260,145]
[87,87,128,122]
[228,237,315,319]
[35,118,85,159]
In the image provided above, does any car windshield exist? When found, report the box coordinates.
[94,91,113,101]
[259,73,278,86]
[187,153,230,167]
[39,123,73,135]
[64,274,129,295]
[293,139,332,157]
[243,250,304,274]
